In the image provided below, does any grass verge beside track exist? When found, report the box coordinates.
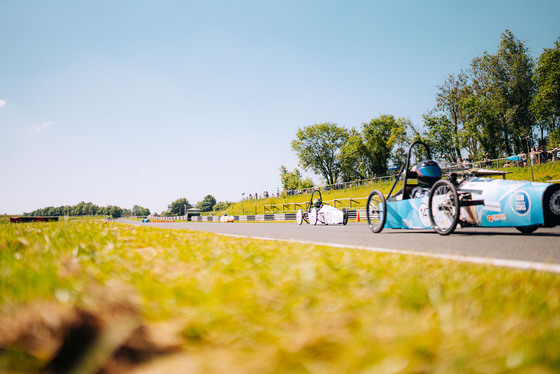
[223,162,560,216]
[1,219,560,373]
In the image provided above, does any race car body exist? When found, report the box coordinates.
[366,141,560,235]
[314,204,346,225]
[455,177,559,228]
[380,178,560,230]
[296,189,349,226]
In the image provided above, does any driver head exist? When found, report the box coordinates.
[313,198,322,208]
[416,160,442,187]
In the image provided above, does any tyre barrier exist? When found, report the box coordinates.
[187,210,365,222]
[10,216,59,223]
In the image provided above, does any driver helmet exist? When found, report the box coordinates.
[416,159,442,187]
[313,198,322,208]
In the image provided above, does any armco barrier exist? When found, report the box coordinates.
[184,210,365,222]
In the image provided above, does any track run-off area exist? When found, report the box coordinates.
[120,219,560,273]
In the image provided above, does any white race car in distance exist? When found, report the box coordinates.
[296,190,349,225]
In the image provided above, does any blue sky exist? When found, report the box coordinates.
[1,0,559,215]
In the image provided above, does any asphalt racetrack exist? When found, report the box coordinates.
[121,219,560,272]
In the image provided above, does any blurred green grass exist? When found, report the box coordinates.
[1,219,560,372]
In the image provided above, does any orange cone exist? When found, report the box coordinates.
[356,211,360,222]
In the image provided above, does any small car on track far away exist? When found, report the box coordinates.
[366,141,560,235]
[296,190,349,226]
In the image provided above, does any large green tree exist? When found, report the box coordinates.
[338,129,367,181]
[132,205,150,216]
[471,30,535,155]
[169,198,191,216]
[291,123,349,185]
[361,115,407,176]
[532,37,560,146]
[434,72,470,161]
[197,195,217,212]
[422,114,456,163]
[279,165,314,191]
[338,115,412,179]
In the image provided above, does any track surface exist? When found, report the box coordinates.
[122,219,560,268]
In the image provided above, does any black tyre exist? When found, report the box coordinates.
[516,225,538,234]
[428,180,460,235]
[366,190,386,233]
[543,184,560,227]
[342,208,348,225]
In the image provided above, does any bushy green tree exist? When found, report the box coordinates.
[169,198,191,216]
[280,166,314,191]
[291,123,349,185]
[470,30,535,155]
[198,195,217,212]
[132,205,150,216]
[434,72,470,161]
[532,37,560,143]
[361,115,407,176]
[338,129,367,181]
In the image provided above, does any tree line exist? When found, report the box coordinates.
[283,30,560,189]
[160,195,234,216]
[24,195,235,218]
[25,201,132,218]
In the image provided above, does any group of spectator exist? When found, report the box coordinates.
[458,144,560,169]
[505,144,560,167]
[456,156,473,168]
[244,191,274,200]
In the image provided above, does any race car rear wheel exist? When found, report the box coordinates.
[543,184,560,227]
[428,180,459,235]
[309,208,319,225]
[296,208,304,225]
[342,208,348,225]
[366,190,386,233]
[516,225,538,234]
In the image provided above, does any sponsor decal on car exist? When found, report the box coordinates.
[418,203,431,227]
[510,191,530,216]
[487,213,507,222]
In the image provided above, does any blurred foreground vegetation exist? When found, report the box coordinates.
[1,219,560,373]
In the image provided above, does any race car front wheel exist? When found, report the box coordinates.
[309,208,319,225]
[366,190,386,233]
[428,180,459,235]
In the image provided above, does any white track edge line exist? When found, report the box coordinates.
[126,221,560,274]
[218,233,560,274]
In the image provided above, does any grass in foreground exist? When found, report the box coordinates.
[1,219,560,373]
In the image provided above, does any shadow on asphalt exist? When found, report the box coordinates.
[380,228,560,237]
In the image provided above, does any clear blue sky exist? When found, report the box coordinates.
[1,0,559,215]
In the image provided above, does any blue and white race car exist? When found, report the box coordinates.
[366,141,560,235]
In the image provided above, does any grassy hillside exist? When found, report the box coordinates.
[2,219,560,373]
[223,162,560,216]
